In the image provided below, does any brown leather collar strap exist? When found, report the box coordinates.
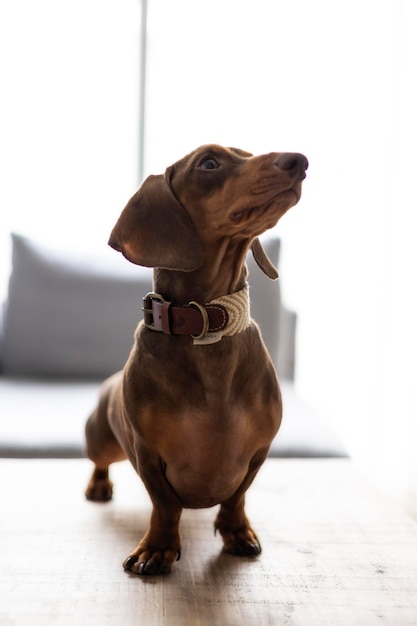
[143,293,229,337]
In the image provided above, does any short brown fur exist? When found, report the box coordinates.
[85,144,308,575]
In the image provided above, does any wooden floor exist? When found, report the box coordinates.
[1,458,417,626]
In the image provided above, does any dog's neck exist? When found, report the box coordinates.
[145,240,252,344]
[153,239,250,305]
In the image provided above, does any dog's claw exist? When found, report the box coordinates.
[123,555,138,571]
[134,557,171,576]
[245,541,262,556]
[122,544,180,576]
[224,538,262,557]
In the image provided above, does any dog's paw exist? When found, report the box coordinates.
[85,468,113,502]
[123,543,181,576]
[215,522,262,557]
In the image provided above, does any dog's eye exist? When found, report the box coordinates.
[199,158,218,170]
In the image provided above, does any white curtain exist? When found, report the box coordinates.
[291,0,417,517]
[366,1,417,515]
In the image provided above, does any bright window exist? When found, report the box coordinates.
[0,0,141,296]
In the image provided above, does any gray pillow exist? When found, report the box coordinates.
[2,234,153,378]
[2,233,281,378]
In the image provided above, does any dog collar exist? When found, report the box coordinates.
[142,284,250,345]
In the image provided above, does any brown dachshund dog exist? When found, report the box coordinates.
[85,144,308,575]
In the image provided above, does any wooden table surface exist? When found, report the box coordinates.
[1,458,417,626]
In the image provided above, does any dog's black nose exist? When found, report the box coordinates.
[275,153,309,179]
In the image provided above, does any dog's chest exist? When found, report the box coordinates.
[153,402,278,508]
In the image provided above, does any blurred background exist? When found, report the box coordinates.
[1,0,416,515]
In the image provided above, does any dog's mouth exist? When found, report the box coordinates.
[230,184,302,224]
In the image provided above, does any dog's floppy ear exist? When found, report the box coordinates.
[250,237,279,280]
[108,174,203,271]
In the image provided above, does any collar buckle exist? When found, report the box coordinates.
[142,292,166,331]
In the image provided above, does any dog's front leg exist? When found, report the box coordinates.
[123,504,182,575]
[123,455,183,576]
[215,493,261,557]
[214,447,269,557]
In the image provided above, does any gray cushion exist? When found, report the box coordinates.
[2,234,153,377]
[0,378,347,458]
[2,233,283,378]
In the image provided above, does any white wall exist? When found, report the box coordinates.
[0,0,141,297]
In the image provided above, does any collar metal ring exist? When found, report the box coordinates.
[188,301,209,339]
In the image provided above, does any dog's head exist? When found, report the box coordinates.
[109,145,308,279]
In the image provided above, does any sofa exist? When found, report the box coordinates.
[0,233,346,459]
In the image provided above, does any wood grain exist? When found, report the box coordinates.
[1,458,416,625]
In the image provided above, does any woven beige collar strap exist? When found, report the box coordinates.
[209,284,250,337]
[142,284,250,344]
